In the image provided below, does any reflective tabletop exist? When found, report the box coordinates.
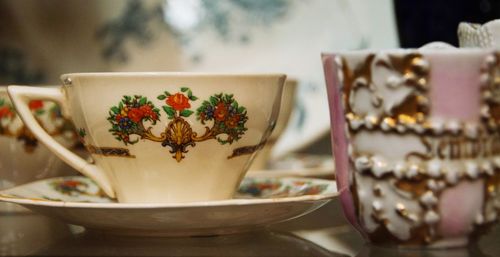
[1,200,500,257]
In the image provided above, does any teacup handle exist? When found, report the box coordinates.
[7,86,115,198]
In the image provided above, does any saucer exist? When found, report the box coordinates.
[248,154,335,179]
[0,176,337,237]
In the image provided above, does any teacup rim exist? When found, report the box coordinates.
[60,72,287,80]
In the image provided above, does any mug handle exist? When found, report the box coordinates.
[7,86,115,198]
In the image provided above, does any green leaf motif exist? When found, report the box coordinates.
[107,89,248,160]
[163,106,175,117]
[210,96,218,105]
[78,128,86,138]
[0,99,4,106]
[180,109,194,117]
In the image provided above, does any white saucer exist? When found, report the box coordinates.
[0,176,337,237]
[248,154,335,179]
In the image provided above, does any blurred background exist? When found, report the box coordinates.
[1,0,499,159]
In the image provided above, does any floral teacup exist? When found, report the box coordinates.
[9,73,285,203]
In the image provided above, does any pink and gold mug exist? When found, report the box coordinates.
[323,48,500,248]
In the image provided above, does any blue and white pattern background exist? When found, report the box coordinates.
[0,0,398,157]
[160,0,399,156]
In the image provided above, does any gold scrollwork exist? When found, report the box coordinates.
[341,51,500,246]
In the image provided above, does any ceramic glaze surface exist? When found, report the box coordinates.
[0,87,79,189]
[0,176,337,237]
[9,73,285,203]
[323,49,500,248]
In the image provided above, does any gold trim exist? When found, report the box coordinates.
[86,145,136,158]
[341,51,500,246]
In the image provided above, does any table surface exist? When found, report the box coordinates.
[1,200,500,257]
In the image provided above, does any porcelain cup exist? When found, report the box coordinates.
[0,86,80,190]
[322,48,500,248]
[8,73,285,203]
[249,79,297,170]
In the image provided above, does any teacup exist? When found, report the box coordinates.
[322,48,500,248]
[249,79,297,170]
[8,73,285,203]
[0,86,80,190]
[458,20,500,48]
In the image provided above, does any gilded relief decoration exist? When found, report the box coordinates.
[480,52,500,129]
[0,97,80,152]
[337,52,500,246]
[106,88,249,162]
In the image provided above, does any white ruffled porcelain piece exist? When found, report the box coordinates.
[458,20,500,48]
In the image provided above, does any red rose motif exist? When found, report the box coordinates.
[258,182,279,191]
[139,105,158,120]
[225,114,240,128]
[214,102,228,121]
[62,180,82,188]
[0,106,13,119]
[127,108,144,123]
[166,93,190,111]
[29,100,44,110]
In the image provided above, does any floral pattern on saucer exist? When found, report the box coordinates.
[0,175,337,237]
[247,154,335,180]
[0,176,335,204]
[238,179,329,198]
[2,177,112,203]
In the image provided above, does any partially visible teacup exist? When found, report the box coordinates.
[323,47,500,248]
[8,73,285,203]
[0,86,80,190]
[249,79,297,170]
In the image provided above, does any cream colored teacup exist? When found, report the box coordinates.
[249,79,297,170]
[0,86,80,190]
[8,73,285,203]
